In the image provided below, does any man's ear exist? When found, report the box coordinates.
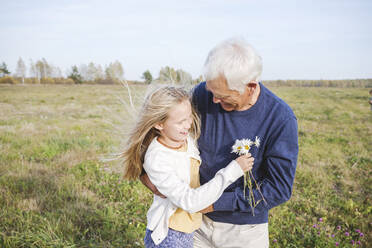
[247,81,257,89]
[154,123,164,131]
[245,81,257,94]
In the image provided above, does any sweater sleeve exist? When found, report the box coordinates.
[144,151,244,214]
[213,117,299,215]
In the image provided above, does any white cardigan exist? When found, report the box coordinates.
[143,136,244,245]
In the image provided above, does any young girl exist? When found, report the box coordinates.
[121,86,254,247]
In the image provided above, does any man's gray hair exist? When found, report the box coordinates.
[203,37,263,93]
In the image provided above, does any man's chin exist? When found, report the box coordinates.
[220,103,236,112]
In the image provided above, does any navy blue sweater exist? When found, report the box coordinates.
[192,82,299,224]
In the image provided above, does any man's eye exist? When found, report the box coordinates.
[215,95,226,100]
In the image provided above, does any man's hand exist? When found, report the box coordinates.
[140,173,166,198]
[199,204,214,214]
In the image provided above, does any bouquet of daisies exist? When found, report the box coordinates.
[231,136,266,216]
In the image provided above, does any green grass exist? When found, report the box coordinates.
[0,84,371,247]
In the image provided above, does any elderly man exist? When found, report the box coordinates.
[142,38,299,247]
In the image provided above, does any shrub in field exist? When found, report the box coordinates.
[40,77,56,84]
[68,65,83,84]
[24,77,39,84]
[0,76,16,84]
[54,78,75,84]
[11,77,25,84]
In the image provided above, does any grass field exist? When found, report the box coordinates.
[0,84,371,247]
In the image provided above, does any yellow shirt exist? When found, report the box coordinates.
[167,142,203,233]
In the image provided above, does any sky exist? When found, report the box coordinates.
[1,0,372,81]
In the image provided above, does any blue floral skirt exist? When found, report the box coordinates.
[144,228,194,248]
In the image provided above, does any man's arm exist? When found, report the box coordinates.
[140,173,166,198]
[212,117,299,215]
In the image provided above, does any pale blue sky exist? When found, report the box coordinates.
[1,0,371,80]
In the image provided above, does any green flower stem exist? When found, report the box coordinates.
[243,170,266,216]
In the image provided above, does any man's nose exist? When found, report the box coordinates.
[213,96,221,103]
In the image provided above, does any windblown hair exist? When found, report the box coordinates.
[203,37,263,93]
[121,86,200,180]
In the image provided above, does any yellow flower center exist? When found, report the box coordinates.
[237,146,242,150]
[244,145,250,150]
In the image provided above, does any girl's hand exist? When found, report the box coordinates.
[199,204,214,214]
[235,153,254,172]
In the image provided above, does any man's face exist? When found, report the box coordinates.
[205,76,248,112]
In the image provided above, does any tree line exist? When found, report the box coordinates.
[264,79,372,88]
[0,58,371,87]
[0,58,200,85]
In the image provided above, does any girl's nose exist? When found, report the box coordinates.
[185,118,192,129]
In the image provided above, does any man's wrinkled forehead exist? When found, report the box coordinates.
[205,81,221,96]
[205,79,232,96]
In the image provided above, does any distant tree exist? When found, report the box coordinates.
[95,64,104,80]
[32,58,61,79]
[42,58,53,77]
[105,60,124,81]
[35,60,46,79]
[157,66,194,85]
[15,57,27,83]
[175,69,192,85]
[158,66,177,84]
[53,66,63,78]
[68,65,83,84]
[78,64,89,81]
[29,59,39,83]
[142,70,153,84]
[0,62,10,77]
[79,62,104,82]
[86,62,96,81]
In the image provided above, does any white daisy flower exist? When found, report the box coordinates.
[240,139,253,155]
[230,136,266,216]
[231,139,244,155]
[254,136,260,148]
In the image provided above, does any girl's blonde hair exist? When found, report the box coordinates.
[121,86,200,180]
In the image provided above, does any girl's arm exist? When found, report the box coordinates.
[144,150,246,214]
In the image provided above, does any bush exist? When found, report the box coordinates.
[55,78,75,84]
[23,78,38,84]
[40,77,56,84]
[0,76,16,84]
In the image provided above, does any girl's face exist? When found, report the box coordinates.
[155,100,193,148]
